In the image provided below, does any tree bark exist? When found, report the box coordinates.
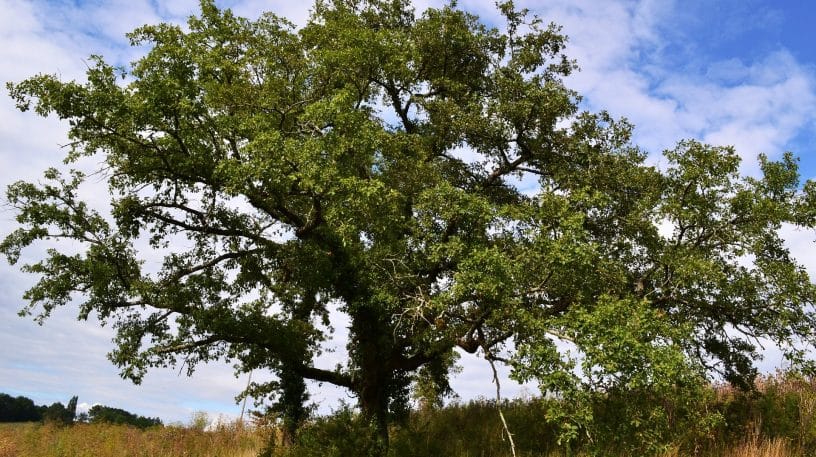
[352,307,393,456]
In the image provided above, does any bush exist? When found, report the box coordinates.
[269,405,377,457]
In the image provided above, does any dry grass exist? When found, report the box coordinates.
[658,438,797,457]
[0,421,266,457]
[723,437,795,457]
[0,421,810,457]
[0,434,18,457]
[4,371,816,456]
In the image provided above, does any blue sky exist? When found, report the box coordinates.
[2,0,816,424]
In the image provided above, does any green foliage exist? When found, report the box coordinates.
[35,396,78,426]
[388,399,561,457]
[0,394,42,422]
[5,0,816,454]
[0,393,161,430]
[588,384,723,455]
[0,394,79,425]
[65,396,77,424]
[267,374,816,457]
[42,402,71,426]
[270,405,376,457]
[88,404,162,429]
[714,372,816,452]
[188,411,209,431]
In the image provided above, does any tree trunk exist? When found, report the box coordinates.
[352,307,393,457]
[359,384,390,456]
[277,366,307,446]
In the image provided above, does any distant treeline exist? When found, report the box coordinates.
[0,393,45,422]
[0,393,161,428]
[84,405,163,429]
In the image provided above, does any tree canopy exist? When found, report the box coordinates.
[5,0,816,453]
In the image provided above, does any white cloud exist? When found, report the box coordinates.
[155,0,201,20]
[76,402,95,415]
[655,51,816,167]
[84,0,162,43]
[513,0,816,172]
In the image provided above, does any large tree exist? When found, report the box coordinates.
[5,0,816,453]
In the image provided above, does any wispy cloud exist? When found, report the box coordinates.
[530,0,816,170]
[658,51,816,167]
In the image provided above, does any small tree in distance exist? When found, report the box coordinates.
[65,395,78,425]
[5,0,816,454]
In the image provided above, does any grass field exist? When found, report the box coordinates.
[0,421,264,457]
[0,421,805,457]
[1,372,815,456]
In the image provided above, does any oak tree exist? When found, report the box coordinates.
[5,0,816,453]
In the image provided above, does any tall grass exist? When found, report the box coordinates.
[723,438,794,457]
[0,420,265,457]
[2,371,815,456]
[272,371,816,457]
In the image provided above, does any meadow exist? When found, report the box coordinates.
[1,371,815,457]
[0,420,263,457]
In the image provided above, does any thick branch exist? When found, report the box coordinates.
[372,78,416,134]
[152,336,222,355]
[297,365,355,389]
[140,207,279,248]
[164,249,263,283]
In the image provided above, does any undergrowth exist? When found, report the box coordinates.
[2,371,816,456]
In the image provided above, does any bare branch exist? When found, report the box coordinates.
[486,355,517,457]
